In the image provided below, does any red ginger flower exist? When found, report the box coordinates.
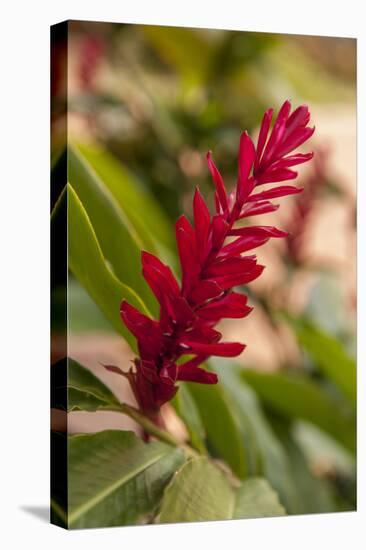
[107,100,314,424]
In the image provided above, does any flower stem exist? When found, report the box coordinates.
[118,403,199,457]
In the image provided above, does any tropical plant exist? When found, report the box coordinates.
[51,99,356,529]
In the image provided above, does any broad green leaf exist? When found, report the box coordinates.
[187,382,249,479]
[242,369,356,453]
[233,478,285,519]
[68,277,113,332]
[63,430,185,528]
[67,358,121,412]
[290,317,356,404]
[67,183,148,350]
[293,421,356,478]
[158,458,233,523]
[52,358,119,413]
[158,457,234,523]
[68,388,112,413]
[279,431,340,514]
[158,457,285,523]
[76,143,175,258]
[211,361,299,513]
[68,144,157,314]
[172,384,206,454]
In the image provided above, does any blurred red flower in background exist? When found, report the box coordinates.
[78,35,105,91]
[285,147,328,266]
[107,100,315,425]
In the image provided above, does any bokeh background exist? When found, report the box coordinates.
[51,21,356,511]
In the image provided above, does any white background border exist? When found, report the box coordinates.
[1,1,363,548]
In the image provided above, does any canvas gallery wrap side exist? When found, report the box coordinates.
[50,20,357,529]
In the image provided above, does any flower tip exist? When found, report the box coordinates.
[120,300,128,313]
[176,214,186,226]
[211,373,219,384]
[141,250,159,268]
[271,227,289,237]
[193,186,205,205]
[240,129,251,141]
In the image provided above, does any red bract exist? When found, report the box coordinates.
[108,100,315,424]
[253,101,314,185]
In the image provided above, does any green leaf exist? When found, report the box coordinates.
[242,369,356,453]
[67,183,148,350]
[158,457,233,523]
[172,384,206,454]
[62,358,185,450]
[291,317,356,404]
[187,382,249,479]
[211,361,300,513]
[294,421,356,478]
[279,431,340,514]
[63,430,185,528]
[67,358,121,412]
[68,278,113,333]
[158,457,285,523]
[68,144,157,314]
[233,478,286,519]
[76,143,175,258]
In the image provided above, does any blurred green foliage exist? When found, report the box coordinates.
[59,22,355,222]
